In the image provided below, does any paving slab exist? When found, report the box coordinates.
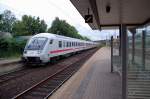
[0,58,20,66]
[0,58,22,75]
[49,47,122,99]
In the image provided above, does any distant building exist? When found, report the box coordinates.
[17,36,32,40]
[94,39,111,46]
[15,36,32,41]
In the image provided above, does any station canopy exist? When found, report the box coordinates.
[70,0,150,29]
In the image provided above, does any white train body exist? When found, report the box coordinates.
[22,33,97,64]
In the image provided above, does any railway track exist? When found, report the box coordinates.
[0,51,80,85]
[0,66,34,84]
[0,48,98,99]
[13,54,86,99]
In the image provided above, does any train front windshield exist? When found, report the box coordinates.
[25,37,48,50]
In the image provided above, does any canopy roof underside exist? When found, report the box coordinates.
[70,0,150,29]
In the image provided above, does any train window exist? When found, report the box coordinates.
[49,39,53,44]
[69,42,71,47]
[63,41,65,47]
[67,42,69,47]
[59,41,62,48]
[25,37,48,50]
[68,42,69,47]
[69,42,70,47]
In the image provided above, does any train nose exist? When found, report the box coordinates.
[22,57,42,64]
[24,50,42,55]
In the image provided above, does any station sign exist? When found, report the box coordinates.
[84,15,93,23]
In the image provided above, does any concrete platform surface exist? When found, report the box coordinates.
[49,47,121,99]
[0,58,20,66]
[0,58,22,75]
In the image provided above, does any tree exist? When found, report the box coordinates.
[48,17,89,40]
[0,10,16,33]
[12,20,28,36]
[39,20,47,33]
[83,36,91,41]
[12,15,47,36]
[0,14,2,30]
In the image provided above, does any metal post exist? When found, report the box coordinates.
[132,30,135,64]
[111,36,113,73]
[142,30,146,70]
[121,24,128,99]
[119,25,121,56]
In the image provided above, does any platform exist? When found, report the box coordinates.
[0,58,22,75]
[49,47,121,99]
[0,58,20,66]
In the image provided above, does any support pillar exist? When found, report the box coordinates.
[130,29,136,64]
[111,36,113,73]
[121,24,128,99]
[142,30,146,70]
[119,25,121,56]
[132,32,135,63]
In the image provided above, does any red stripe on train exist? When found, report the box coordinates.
[49,47,87,54]
[50,48,73,54]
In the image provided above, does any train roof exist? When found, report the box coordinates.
[32,33,96,44]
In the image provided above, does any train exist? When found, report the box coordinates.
[22,33,98,64]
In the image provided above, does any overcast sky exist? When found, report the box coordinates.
[0,0,118,41]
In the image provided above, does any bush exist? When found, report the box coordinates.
[0,38,27,58]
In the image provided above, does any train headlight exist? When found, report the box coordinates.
[37,50,42,54]
[24,50,27,54]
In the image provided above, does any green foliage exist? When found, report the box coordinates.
[0,10,16,33]
[12,15,47,36]
[48,17,90,40]
[0,38,27,58]
[12,20,27,36]
[82,36,91,41]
